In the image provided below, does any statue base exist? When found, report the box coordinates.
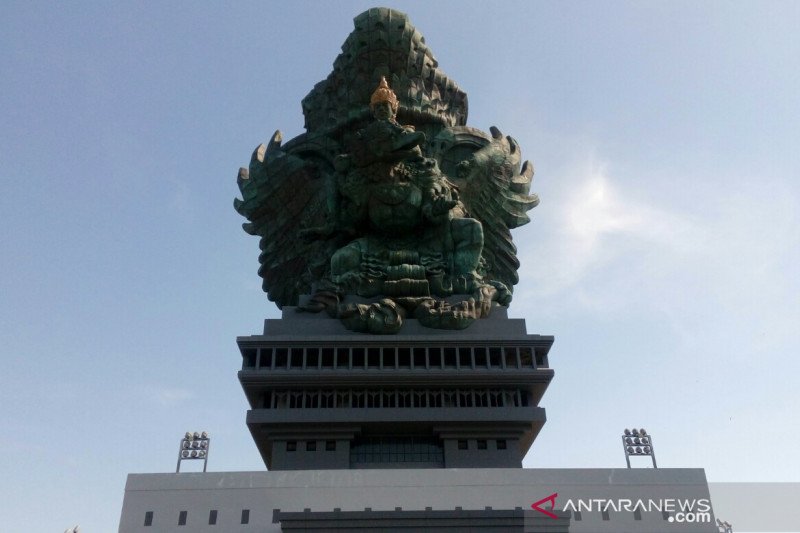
[238,301,554,470]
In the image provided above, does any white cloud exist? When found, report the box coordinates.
[514,149,800,352]
[519,154,702,303]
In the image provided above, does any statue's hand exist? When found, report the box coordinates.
[414,298,477,330]
[431,196,458,216]
[339,299,404,334]
[473,287,495,318]
[472,280,512,309]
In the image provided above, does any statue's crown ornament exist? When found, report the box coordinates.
[370,77,399,112]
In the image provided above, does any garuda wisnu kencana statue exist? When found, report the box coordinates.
[235,8,538,334]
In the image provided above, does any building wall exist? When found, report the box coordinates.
[118,468,717,532]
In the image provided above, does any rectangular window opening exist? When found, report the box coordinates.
[489,390,502,407]
[367,390,381,408]
[290,348,303,368]
[397,347,411,368]
[519,347,534,368]
[305,347,319,368]
[242,348,257,368]
[368,347,381,368]
[321,347,334,367]
[209,509,217,525]
[414,390,427,408]
[275,347,288,368]
[382,346,396,368]
[398,390,411,408]
[306,390,320,408]
[457,439,468,450]
[352,390,365,408]
[444,347,457,368]
[458,347,471,368]
[352,347,365,368]
[336,347,349,369]
[503,347,517,368]
[475,390,488,407]
[336,390,350,408]
[458,390,473,407]
[443,390,456,407]
[261,348,274,369]
[350,436,443,466]
[474,346,488,368]
[286,440,297,452]
[306,440,317,451]
[383,390,396,407]
[488,347,502,367]
[496,439,507,450]
[321,390,334,408]
[429,390,442,407]
[477,439,487,450]
[274,391,288,409]
[178,510,187,526]
[289,391,303,408]
[144,511,153,527]
[428,347,442,368]
[241,509,250,525]
[519,390,529,407]
[413,347,426,368]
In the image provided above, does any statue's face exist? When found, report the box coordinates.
[372,101,395,120]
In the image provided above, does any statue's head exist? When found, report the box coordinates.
[370,77,399,120]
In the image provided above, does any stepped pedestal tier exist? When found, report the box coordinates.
[237,302,554,470]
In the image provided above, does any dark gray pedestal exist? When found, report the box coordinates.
[237,305,555,470]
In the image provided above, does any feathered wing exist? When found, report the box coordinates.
[435,126,539,292]
[234,131,336,308]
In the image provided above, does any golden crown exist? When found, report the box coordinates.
[370,76,399,111]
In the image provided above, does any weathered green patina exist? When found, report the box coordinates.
[235,7,539,333]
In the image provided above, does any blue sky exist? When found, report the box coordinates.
[2,1,798,531]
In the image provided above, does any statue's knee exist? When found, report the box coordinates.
[331,243,361,276]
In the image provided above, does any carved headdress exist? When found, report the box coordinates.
[369,77,399,112]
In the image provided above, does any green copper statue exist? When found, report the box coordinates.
[235,8,539,333]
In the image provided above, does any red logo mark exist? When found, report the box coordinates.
[531,492,559,519]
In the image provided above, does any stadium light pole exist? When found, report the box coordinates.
[176,431,210,473]
[622,428,657,468]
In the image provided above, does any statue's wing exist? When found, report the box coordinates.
[435,126,539,291]
[234,131,337,308]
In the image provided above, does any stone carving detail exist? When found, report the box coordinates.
[235,8,538,333]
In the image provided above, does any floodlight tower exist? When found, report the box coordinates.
[176,431,210,473]
[622,428,657,468]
